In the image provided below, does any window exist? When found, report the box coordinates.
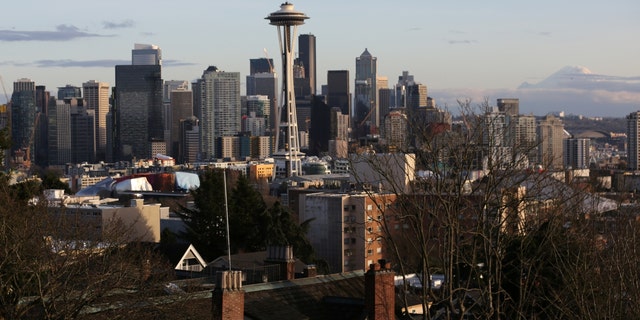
[367,249,373,256]
[367,204,373,211]
[377,247,382,253]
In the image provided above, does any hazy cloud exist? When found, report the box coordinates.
[449,30,466,34]
[448,39,476,45]
[0,25,109,41]
[163,60,198,67]
[102,20,135,29]
[538,31,552,37]
[34,59,128,68]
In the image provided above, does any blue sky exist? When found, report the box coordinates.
[1,0,639,116]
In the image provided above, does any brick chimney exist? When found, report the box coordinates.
[303,264,318,278]
[365,259,395,320]
[264,245,296,280]
[212,271,244,320]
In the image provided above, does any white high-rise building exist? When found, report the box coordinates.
[194,66,240,160]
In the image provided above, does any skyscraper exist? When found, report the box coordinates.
[83,80,110,161]
[627,111,640,170]
[132,43,162,66]
[169,88,193,159]
[194,66,241,160]
[57,85,82,100]
[327,70,350,116]
[266,2,308,177]
[249,58,274,75]
[70,105,96,164]
[298,33,316,95]
[10,78,36,165]
[246,72,278,134]
[354,49,377,137]
[114,64,164,160]
[48,99,72,165]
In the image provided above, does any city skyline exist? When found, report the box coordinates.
[0,0,639,116]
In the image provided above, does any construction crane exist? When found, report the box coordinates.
[263,48,275,74]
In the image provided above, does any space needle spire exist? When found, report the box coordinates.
[266,2,309,178]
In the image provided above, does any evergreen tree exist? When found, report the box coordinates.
[176,168,228,260]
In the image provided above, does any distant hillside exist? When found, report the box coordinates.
[561,116,626,136]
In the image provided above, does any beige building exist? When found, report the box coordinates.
[299,192,396,273]
[50,197,164,243]
[350,152,416,194]
[82,80,110,161]
[537,114,565,170]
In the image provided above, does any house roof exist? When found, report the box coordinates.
[208,250,308,274]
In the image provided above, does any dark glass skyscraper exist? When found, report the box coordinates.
[298,33,316,95]
[114,65,164,160]
[10,79,36,162]
[327,70,350,116]
[354,49,377,137]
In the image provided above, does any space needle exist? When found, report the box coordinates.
[266,3,308,178]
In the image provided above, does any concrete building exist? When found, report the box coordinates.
[10,78,37,164]
[564,138,590,169]
[538,114,565,170]
[350,152,416,194]
[384,110,408,151]
[132,43,162,66]
[299,192,395,273]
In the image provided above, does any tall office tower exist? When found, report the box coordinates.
[48,99,72,165]
[627,111,640,170]
[327,70,350,116]
[298,33,316,95]
[132,43,162,66]
[246,72,278,134]
[395,71,427,109]
[497,98,519,117]
[114,64,164,161]
[513,114,537,166]
[354,49,377,137]
[250,58,274,75]
[10,78,36,164]
[194,66,241,160]
[266,2,308,177]
[179,117,199,164]
[57,85,82,100]
[34,85,50,167]
[163,80,189,146]
[71,106,96,164]
[308,96,331,156]
[169,88,193,159]
[83,80,110,161]
[564,138,590,169]
[537,114,565,170]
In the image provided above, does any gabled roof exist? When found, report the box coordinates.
[174,244,207,270]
